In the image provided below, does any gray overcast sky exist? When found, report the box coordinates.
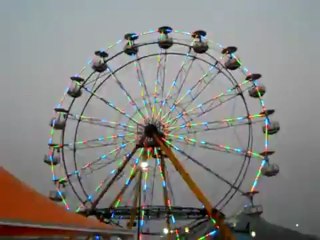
[0,0,320,236]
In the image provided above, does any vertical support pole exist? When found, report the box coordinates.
[160,155,172,240]
[137,169,142,240]
[128,172,141,229]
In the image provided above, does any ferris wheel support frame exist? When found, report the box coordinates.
[154,134,235,240]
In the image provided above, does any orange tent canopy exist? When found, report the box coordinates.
[0,167,133,238]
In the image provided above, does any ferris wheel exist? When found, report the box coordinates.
[44,26,280,239]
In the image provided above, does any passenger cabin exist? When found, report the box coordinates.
[191,30,209,54]
[49,190,65,202]
[49,113,66,130]
[262,121,280,135]
[261,163,279,177]
[123,33,139,56]
[67,81,82,98]
[243,204,263,216]
[222,46,241,70]
[91,57,107,72]
[248,85,266,98]
[158,26,173,49]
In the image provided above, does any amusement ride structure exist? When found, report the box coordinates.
[44,27,280,239]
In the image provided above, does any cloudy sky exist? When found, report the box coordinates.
[0,0,319,236]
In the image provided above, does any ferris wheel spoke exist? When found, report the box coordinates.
[181,70,221,111]
[168,121,256,136]
[169,136,263,160]
[168,112,265,134]
[162,60,199,128]
[164,49,193,100]
[161,63,219,123]
[68,113,137,133]
[160,51,168,101]
[109,166,140,208]
[163,139,246,195]
[64,134,135,151]
[74,139,136,173]
[172,56,195,102]
[90,139,144,209]
[187,60,220,101]
[174,62,220,110]
[168,92,242,129]
[110,149,144,211]
[197,86,252,119]
[130,55,153,119]
[76,149,143,211]
[84,71,110,87]
[137,56,154,117]
[70,158,120,182]
[82,86,142,125]
[107,64,147,121]
[156,49,193,120]
[62,157,121,190]
[165,79,251,125]
[151,50,164,119]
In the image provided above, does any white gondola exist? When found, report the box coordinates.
[225,55,241,70]
[124,33,139,56]
[49,113,66,130]
[262,121,280,135]
[192,40,208,54]
[43,154,60,165]
[243,204,263,215]
[221,46,240,70]
[261,163,279,177]
[158,26,173,49]
[49,190,65,202]
[248,85,266,98]
[191,30,208,54]
[91,57,107,72]
[67,81,82,98]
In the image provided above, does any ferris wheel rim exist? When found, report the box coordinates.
[46,28,278,237]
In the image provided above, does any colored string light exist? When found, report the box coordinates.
[165,79,251,126]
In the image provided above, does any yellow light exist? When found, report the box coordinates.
[185,227,190,233]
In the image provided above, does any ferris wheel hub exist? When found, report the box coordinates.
[144,123,159,138]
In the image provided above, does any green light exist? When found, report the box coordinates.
[115,199,121,208]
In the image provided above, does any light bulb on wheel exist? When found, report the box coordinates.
[140,161,149,170]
